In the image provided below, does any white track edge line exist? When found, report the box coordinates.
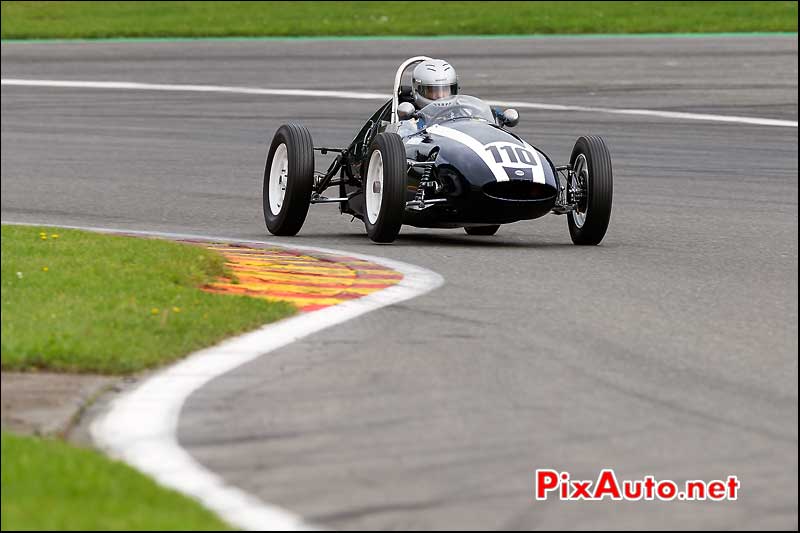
[1,220,443,531]
[2,78,796,128]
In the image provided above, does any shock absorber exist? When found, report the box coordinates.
[420,161,433,183]
[406,161,444,209]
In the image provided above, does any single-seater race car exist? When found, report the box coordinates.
[263,56,612,244]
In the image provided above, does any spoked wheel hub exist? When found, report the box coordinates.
[570,153,589,229]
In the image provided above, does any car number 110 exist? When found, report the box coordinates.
[485,142,538,166]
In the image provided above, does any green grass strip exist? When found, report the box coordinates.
[1,1,796,40]
[3,31,798,45]
[1,225,295,374]
[1,431,231,530]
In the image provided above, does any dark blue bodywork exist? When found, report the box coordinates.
[342,99,559,228]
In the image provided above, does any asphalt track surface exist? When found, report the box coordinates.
[2,36,797,529]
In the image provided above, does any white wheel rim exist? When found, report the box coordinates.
[572,153,588,229]
[269,143,288,216]
[366,150,384,225]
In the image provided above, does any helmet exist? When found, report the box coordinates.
[412,59,458,109]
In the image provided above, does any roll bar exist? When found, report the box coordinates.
[391,56,432,124]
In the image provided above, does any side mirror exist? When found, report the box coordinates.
[397,101,416,121]
[501,108,519,128]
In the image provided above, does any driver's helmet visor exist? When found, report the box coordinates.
[419,83,458,101]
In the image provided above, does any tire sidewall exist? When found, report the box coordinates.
[364,144,387,234]
[568,136,612,244]
[264,132,289,229]
[364,133,406,242]
[263,124,314,235]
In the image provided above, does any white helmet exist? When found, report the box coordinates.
[412,59,458,109]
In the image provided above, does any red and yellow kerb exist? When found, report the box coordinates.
[199,243,402,312]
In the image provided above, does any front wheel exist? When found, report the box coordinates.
[465,225,500,236]
[263,123,315,236]
[567,136,613,245]
[364,132,407,243]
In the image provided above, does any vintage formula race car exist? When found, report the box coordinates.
[263,56,612,244]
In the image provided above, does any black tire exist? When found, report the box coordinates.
[567,136,612,245]
[263,123,315,236]
[465,225,500,236]
[363,133,407,243]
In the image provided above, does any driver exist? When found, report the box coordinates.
[412,59,459,109]
[396,59,459,137]
[396,58,516,136]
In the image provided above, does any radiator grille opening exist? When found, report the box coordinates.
[483,181,556,201]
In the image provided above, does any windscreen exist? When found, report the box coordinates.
[418,95,495,126]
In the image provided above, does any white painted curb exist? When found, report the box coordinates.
[3,222,443,531]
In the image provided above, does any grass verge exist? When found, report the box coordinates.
[1,431,231,530]
[1,1,796,40]
[1,225,295,373]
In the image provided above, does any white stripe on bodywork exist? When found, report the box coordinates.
[428,124,510,182]
[428,124,546,183]
[519,139,548,184]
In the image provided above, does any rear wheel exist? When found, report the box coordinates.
[465,225,500,236]
[364,133,407,243]
[567,136,612,245]
[263,123,314,236]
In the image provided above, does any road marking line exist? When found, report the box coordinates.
[0,78,387,100]
[491,99,799,128]
[2,78,796,128]
[0,220,443,531]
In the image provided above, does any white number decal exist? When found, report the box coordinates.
[485,142,538,167]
